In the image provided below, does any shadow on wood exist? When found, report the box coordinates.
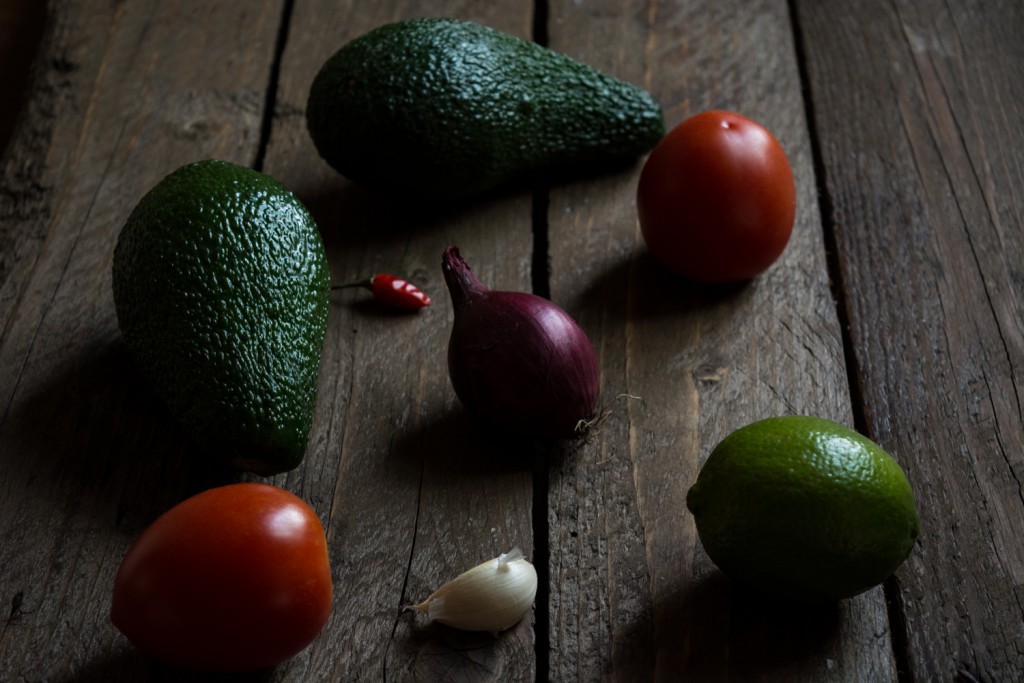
[572,250,752,326]
[391,614,534,682]
[291,158,645,248]
[613,569,842,678]
[59,645,148,683]
[390,408,539,478]
[0,337,247,538]
[62,644,280,683]
[2,340,181,529]
[0,0,47,158]
[292,176,533,253]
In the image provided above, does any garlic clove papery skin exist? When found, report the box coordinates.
[410,549,538,632]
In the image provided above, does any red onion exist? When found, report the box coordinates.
[442,246,600,439]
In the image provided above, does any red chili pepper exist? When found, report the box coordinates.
[368,274,432,309]
[332,274,432,310]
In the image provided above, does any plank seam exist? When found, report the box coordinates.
[253,0,295,172]
[787,1,914,680]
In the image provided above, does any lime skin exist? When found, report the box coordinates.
[686,416,920,602]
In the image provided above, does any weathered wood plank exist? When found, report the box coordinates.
[4,0,1020,679]
[795,0,1024,679]
[545,0,897,679]
[1,0,543,680]
[0,0,288,680]
[260,2,538,680]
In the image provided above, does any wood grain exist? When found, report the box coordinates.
[1,0,1022,680]
[544,0,895,679]
[795,0,1024,679]
[0,0,288,680]
[260,1,537,680]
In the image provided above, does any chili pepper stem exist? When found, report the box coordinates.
[330,279,374,291]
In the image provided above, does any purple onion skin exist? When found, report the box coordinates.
[442,246,600,439]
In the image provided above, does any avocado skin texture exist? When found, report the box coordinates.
[112,160,329,475]
[306,18,665,200]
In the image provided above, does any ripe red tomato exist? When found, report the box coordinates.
[111,483,333,671]
[636,110,796,283]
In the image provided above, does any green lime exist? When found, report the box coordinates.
[686,415,919,601]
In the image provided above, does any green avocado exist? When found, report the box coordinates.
[306,18,665,200]
[112,160,329,475]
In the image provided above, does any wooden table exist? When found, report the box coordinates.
[1,1,1021,681]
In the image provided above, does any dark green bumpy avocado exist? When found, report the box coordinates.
[306,18,665,200]
[112,160,329,475]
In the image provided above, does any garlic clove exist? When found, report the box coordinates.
[408,548,538,632]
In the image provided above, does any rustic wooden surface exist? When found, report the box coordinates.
[0,1,1021,681]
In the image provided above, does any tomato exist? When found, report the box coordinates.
[110,483,333,672]
[636,110,796,283]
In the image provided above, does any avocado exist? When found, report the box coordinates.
[306,18,665,200]
[112,160,330,475]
